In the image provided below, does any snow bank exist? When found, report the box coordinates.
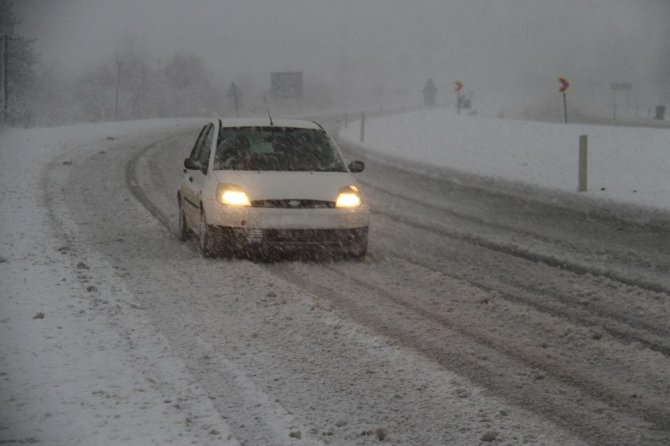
[339,108,670,212]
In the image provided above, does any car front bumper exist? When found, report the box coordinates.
[203,203,369,249]
[205,202,369,230]
[210,226,368,249]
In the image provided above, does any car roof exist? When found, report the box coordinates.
[216,118,322,130]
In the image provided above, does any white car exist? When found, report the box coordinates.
[177,118,369,258]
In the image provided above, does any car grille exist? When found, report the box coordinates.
[251,199,335,209]
[262,228,366,244]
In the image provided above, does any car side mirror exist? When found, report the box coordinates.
[348,160,365,173]
[184,158,202,171]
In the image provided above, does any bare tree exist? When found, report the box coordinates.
[1,0,37,126]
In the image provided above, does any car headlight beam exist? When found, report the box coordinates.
[217,184,251,207]
[336,185,362,208]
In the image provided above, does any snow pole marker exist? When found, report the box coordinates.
[558,77,570,124]
[578,134,588,192]
[360,112,365,143]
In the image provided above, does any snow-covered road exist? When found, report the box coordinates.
[1,118,669,445]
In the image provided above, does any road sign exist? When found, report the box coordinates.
[558,78,570,123]
[271,72,303,100]
[454,81,463,92]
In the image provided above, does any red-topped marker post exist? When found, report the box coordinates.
[559,77,570,123]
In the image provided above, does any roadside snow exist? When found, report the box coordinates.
[0,120,238,445]
[339,108,670,212]
[1,113,658,445]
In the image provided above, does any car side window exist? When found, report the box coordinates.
[189,125,208,160]
[198,125,214,165]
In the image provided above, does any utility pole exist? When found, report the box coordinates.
[3,35,8,123]
[2,34,22,124]
[113,60,122,120]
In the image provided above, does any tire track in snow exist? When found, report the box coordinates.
[64,129,331,446]
[269,261,670,445]
[398,248,670,355]
[129,130,670,360]
[125,135,185,231]
[364,183,670,296]
[127,129,670,445]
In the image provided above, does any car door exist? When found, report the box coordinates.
[181,123,214,228]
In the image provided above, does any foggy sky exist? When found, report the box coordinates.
[16,0,670,113]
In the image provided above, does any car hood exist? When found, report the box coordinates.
[213,170,359,202]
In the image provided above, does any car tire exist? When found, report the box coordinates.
[217,234,235,259]
[349,234,368,260]
[178,198,190,241]
[198,210,217,258]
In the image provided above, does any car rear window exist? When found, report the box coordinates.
[213,127,347,172]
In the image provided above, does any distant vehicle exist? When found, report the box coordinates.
[178,118,369,258]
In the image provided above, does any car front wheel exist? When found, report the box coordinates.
[349,233,368,260]
[198,210,217,258]
[178,198,190,241]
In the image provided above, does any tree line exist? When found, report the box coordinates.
[0,1,229,127]
[2,1,339,128]
[33,50,228,126]
[3,3,228,126]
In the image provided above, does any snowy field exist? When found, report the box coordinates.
[339,108,670,213]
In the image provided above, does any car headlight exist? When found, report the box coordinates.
[216,183,251,207]
[336,185,362,208]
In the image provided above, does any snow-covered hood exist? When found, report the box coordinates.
[213,170,359,202]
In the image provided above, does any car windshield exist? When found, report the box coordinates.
[213,126,347,172]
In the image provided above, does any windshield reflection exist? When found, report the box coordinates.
[213,127,347,172]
